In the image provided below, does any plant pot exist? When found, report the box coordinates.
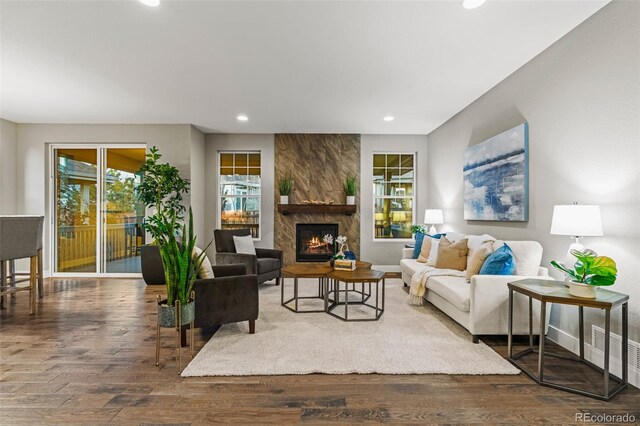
[569,281,597,299]
[157,299,195,328]
[280,195,289,205]
[346,196,355,205]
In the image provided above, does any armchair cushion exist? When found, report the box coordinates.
[193,274,259,328]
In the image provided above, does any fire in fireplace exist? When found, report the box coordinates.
[296,223,339,262]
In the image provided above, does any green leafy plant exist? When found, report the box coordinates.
[156,208,208,305]
[278,174,294,196]
[550,249,617,286]
[411,225,427,235]
[344,175,357,196]
[136,146,190,241]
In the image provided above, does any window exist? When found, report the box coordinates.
[373,153,415,240]
[218,152,261,239]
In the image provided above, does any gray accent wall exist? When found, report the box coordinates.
[426,1,640,343]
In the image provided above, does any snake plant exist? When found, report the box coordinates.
[156,208,207,305]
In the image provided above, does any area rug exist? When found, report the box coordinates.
[181,279,519,376]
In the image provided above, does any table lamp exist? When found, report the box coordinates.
[550,204,603,268]
[424,209,444,235]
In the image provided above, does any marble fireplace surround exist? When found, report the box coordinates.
[274,134,360,266]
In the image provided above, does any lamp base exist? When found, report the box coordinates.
[428,225,437,235]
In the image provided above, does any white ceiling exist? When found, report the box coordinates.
[0,0,609,134]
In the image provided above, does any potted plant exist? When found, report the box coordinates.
[278,174,294,205]
[155,208,207,328]
[136,146,190,284]
[550,249,617,298]
[344,175,357,205]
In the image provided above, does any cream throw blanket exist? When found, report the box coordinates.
[408,268,466,306]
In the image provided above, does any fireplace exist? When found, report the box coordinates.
[296,223,339,262]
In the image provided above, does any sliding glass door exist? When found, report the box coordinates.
[52,145,146,275]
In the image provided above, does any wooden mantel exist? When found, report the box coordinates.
[277,204,357,216]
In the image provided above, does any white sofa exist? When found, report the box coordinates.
[401,239,553,342]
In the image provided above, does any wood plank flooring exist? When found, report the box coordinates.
[1,278,638,425]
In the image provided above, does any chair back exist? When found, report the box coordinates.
[214,228,251,253]
[0,216,44,261]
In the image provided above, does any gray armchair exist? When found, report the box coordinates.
[214,229,282,286]
[140,246,258,334]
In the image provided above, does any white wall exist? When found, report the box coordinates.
[204,134,275,261]
[426,1,640,342]
[14,123,194,273]
[0,118,18,214]
[189,125,206,243]
[360,134,429,267]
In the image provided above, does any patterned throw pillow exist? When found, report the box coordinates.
[435,237,469,271]
[479,243,516,275]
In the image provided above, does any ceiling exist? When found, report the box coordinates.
[0,0,609,134]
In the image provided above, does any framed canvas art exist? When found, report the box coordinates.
[463,122,529,221]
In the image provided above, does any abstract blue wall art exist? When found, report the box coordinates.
[463,123,529,221]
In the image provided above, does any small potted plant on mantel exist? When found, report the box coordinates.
[551,249,617,298]
[344,175,357,205]
[278,174,294,205]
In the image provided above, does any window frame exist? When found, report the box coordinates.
[217,151,262,241]
[372,152,416,242]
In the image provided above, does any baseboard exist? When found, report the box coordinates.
[372,265,401,272]
[547,325,639,389]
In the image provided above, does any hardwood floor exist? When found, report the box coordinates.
[1,278,638,425]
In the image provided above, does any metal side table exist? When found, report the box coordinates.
[507,279,628,401]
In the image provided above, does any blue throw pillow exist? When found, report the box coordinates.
[479,243,516,275]
[412,232,445,259]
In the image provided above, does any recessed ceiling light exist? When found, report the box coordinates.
[462,0,486,9]
[138,0,160,6]
[383,116,394,122]
[236,114,249,122]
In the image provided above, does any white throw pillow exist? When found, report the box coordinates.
[192,246,214,279]
[233,235,256,255]
[426,238,441,266]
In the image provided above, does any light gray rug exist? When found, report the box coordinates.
[181,278,519,376]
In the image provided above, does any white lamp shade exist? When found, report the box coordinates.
[424,209,444,225]
[550,205,603,237]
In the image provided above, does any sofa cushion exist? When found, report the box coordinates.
[400,259,434,277]
[436,237,468,271]
[505,240,543,276]
[257,258,280,274]
[480,243,516,275]
[426,276,470,312]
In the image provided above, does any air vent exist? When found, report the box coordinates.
[592,325,640,371]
